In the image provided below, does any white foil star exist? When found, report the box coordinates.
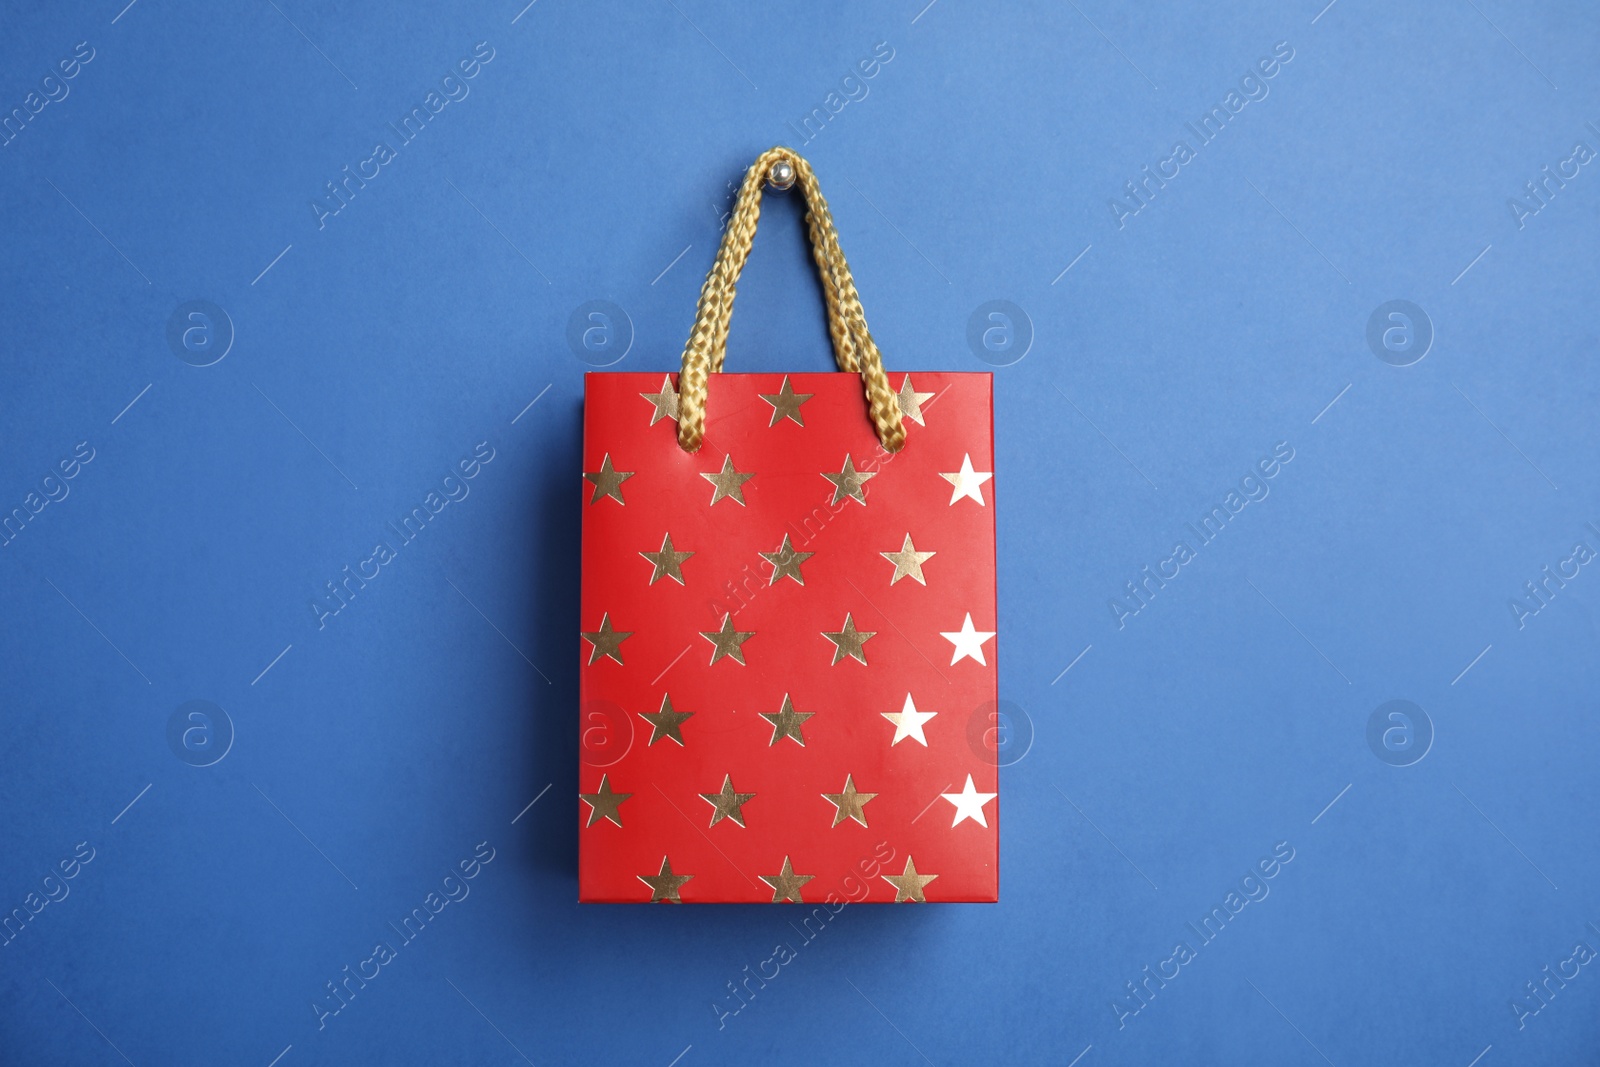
[881,693,936,747]
[939,453,992,506]
[941,774,998,827]
[940,613,996,666]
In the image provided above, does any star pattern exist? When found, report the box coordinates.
[822,774,877,827]
[639,693,693,746]
[760,533,814,586]
[759,375,814,427]
[882,693,936,747]
[579,774,631,828]
[700,774,756,827]
[760,856,815,903]
[880,533,935,586]
[822,612,875,666]
[702,455,755,506]
[822,454,877,506]
[580,613,632,665]
[700,613,755,665]
[579,372,996,903]
[940,613,996,666]
[640,532,693,585]
[639,375,680,425]
[583,453,633,505]
[882,856,938,903]
[638,856,692,903]
[939,453,991,506]
[761,693,814,747]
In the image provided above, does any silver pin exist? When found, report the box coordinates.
[768,159,796,191]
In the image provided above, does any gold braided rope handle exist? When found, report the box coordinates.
[676,146,906,453]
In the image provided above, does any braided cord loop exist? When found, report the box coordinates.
[676,147,905,453]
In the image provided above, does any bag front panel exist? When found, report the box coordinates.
[578,371,997,903]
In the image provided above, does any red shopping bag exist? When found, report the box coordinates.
[578,148,998,903]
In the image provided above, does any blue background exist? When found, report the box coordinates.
[2,0,1597,1064]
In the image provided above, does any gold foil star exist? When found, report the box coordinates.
[761,693,814,746]
[880,533,935,586]
[579,774,631,828]
[759,375,814,427]
[883,856,938,903]
[939,453,992,506]
[583,453,633,505]
[701,455,755,506]
[638,693,693,746]
[822,612,875,666]
[639,375,679,425]
[759,533,814,586]
[896,375,935,426]
[700,613,754,665]
[760,856,814,903]
[640,532,693,585]
[882,693,936,747]
[638,856,693,903]
[821,454,877,506]
[580,613,632,665]
[822,774,877,828]
[700,774,756,828]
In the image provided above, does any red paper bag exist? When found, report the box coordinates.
[578,148,998,903]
